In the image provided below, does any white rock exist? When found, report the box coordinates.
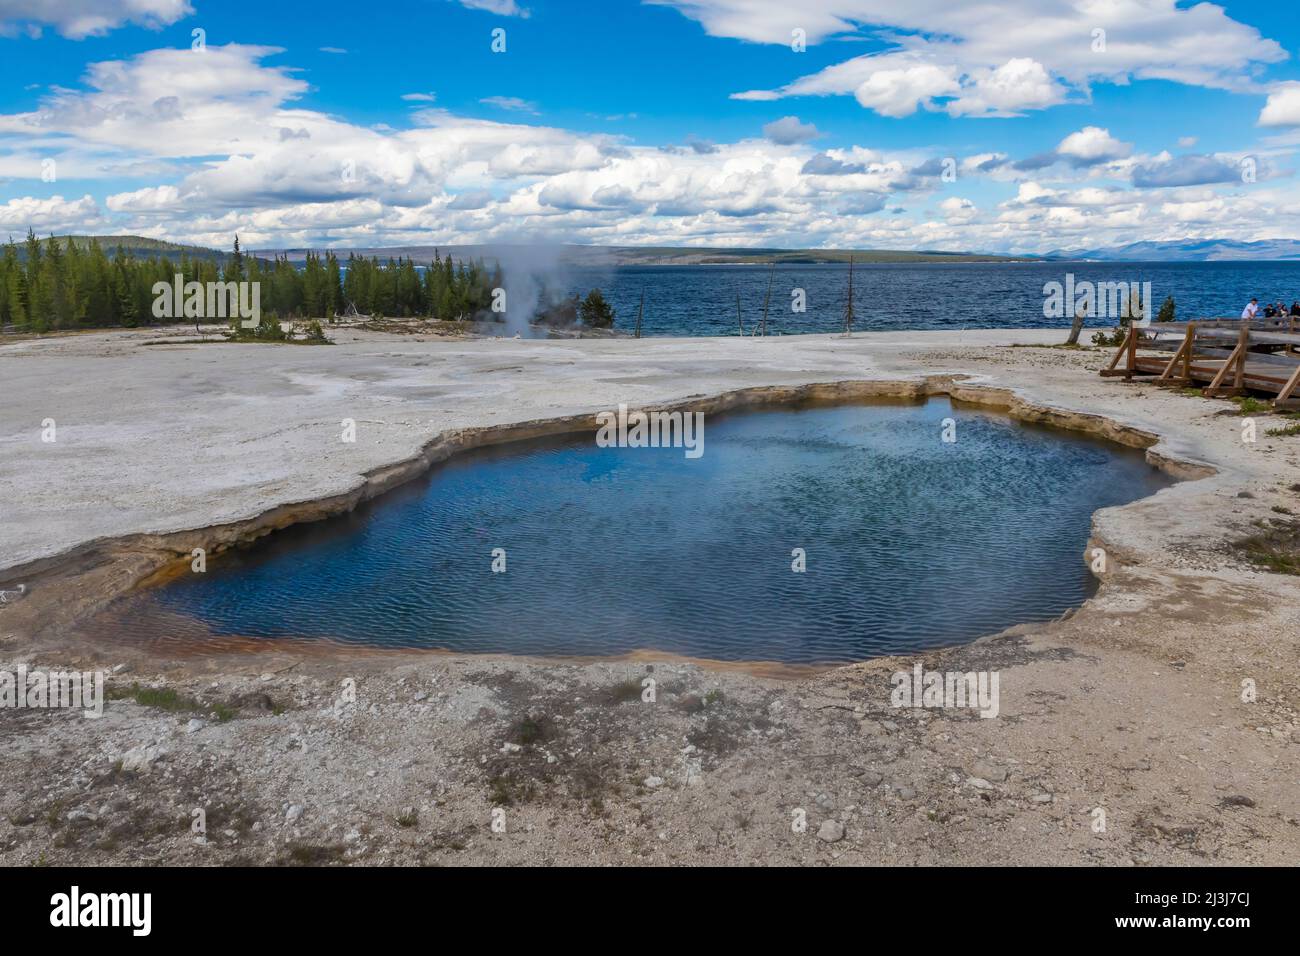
[643,775,665,789]
[817,820,845,843]
[120,745,166,774]
[286,804,304,822]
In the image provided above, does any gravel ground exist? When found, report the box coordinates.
[0,325,1296,865]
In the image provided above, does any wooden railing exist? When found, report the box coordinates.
[1101,318,1300,408]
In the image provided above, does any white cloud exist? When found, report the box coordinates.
[480,96,539,114]
[655,0,1286,118]
[851,59,959,117]
[456,0,529,16]
[0,0,192,39]
[939,196,977,220]
[1056,127,1133,164]
[762,115,820,144]
[947,59,1063,118]
[2,39,1296,256]
[402,92,437,102]
[1259,83,1300,127]
[0,194,106,233]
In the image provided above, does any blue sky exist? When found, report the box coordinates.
[1,0,1299,253]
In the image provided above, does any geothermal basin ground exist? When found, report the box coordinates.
[0,325,1297,866]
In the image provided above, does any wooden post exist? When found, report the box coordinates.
[736,294,745,336]
[1157,326,1194,383]
[635,290,644,339]
[1066,306,1085,345]
[761,264,773,337]
[1205,335,1246,397]
[1124,322,1137,379]
[842,256,855,335]
[1183,322,1196,382]
[1275,361,1300,406]
[1232,322,1249,392]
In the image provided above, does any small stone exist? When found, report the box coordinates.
[967,777,994,790]
[66,810,97,826]
[1031,793,1054,803]
[897,786,916,800]
[286,804,304,823]
[643,776,664,789]
[184,718,206,734]
[500,742,522,754]
[413,691,428,702]
[973,760,1008,782]
[120,744,166,774]
[817,820,845,843]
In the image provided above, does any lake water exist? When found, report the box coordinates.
[124,399,1171,664]
[559,260,1300,337]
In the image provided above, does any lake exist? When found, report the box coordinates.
[556,260,1300,337]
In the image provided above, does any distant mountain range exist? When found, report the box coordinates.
[1045,238,1300,262]
[20,236,1300,265]
[261,244,1033,265]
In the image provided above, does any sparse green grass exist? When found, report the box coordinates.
[1234,396,1270,414]
[1266,422,1300,437]
[1006,342,1088,350]
[509,714,553,747]
[107,682,235,721]
[605,678,644,704]
[1232,518,1300,575]
[108,684,191,712]
[278,842,347,866]
[394,808,418,828]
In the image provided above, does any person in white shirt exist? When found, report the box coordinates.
[1242,298,1259,319]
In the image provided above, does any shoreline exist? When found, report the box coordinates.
[5,374,1197,662]
[1,325,1296,866]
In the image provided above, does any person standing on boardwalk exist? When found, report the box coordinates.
[1242,298,1259,320]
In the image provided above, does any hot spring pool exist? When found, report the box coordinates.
[121,398,1170,664]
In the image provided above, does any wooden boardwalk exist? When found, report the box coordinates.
[1101,317,1300,409]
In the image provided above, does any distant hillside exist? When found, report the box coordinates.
[1046,238,1300,262]
[265,243,1037,265]
[13,235,260,265]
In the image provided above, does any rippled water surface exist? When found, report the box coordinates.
[561,261,1300,337]
[130,400,1170,664]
